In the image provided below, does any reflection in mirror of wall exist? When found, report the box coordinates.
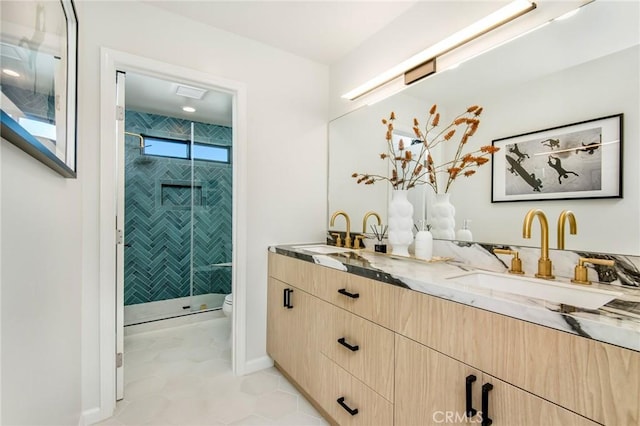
[328,0,640,255]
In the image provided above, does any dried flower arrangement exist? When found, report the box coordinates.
[352,104,500,193]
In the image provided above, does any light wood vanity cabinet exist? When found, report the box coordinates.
[395,335,598,426]
[318,298,395,401]
[266,276,319,392]
[395,287,640,425]
[267,252,639,425]
[268,252,396,424]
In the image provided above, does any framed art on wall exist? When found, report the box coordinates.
[491,114,623,203]
[0,0,78,178]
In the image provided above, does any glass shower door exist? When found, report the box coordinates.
[190,121,233,313]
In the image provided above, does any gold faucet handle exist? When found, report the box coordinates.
[331,233,343,247]
[571,257,615,285]
[493,248,524,275]
[353,235,364,249]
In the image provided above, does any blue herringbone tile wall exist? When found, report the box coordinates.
[124,110,232,306]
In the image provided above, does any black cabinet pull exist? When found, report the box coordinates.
[465,375,477,418]
[337,337,359,352]
[338,288,360,299]
[481,383,493,426]
[337,397,359,416]
[283,288,294,309]
[286,289,294,309]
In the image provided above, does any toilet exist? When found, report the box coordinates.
[222,293,233,317]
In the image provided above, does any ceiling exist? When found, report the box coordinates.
[126,0,422,125]
[125,72,233,126]
[144,1,419,65]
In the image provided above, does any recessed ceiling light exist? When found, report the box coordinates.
[182,106,196,113]
[2,68,20,77]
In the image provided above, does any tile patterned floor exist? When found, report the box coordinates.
[96,316,328,425]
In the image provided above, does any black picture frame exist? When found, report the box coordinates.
[491,114,623,203]
[0,0,78,178]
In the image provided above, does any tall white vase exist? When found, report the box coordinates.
[388,190,414,256]
[431,193,456,240]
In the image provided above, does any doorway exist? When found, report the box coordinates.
[118,71,233,327]
[99,48,248,417]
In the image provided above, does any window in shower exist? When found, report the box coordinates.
[143,136,188,159]
[143,135,230,163]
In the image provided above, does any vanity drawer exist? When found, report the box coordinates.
[314,265,396,329]
[318,300,394,401]
[316,353,393,426]
[268,252,317,293]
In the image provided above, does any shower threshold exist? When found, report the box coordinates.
[124,293,226,326]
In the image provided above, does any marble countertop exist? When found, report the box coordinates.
[270,244,640,352]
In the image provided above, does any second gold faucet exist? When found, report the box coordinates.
[557,210,577,250]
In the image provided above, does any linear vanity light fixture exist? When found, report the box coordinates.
[341,0,536,101]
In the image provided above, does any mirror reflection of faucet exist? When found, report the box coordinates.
[361,211,382,250]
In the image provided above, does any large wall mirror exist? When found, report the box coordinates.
[329,1,640,255]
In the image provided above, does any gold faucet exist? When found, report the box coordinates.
[330,210,352,248]
[522,209,554,279]
[557,210,577,250]
[362,211,382,233]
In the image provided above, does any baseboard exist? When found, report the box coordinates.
[79,406,110,426]
[243,355,274,375]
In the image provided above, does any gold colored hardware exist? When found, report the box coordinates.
[353,235,364,249]
[125,131,145,150]
[362,211,382,233]
[331,233,343,247]
[493,248,524,275]
[571,257,615,285]
[522,209,554,279]
[330,211,352,248]
[557,210,577,250]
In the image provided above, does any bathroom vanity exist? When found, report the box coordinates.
[266,245,640,426]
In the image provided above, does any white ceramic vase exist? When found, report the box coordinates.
[431,193,456,240]
[388,189,414,256]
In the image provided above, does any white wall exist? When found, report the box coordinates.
[1,140,83,424]
[77,1,328,420]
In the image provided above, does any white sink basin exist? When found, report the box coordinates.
[446,271,622,310]
[291,244,354,255]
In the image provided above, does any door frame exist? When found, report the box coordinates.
[98,48,248,418]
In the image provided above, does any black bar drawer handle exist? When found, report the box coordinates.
[465,375,477,418]
[286,289,294,309]
[337,397,359,416]
[481,383,493,426]
[338,288,360,299]
[337,337,360,352]
[282,288,289,308]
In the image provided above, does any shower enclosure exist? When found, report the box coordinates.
[121,72,233,326]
